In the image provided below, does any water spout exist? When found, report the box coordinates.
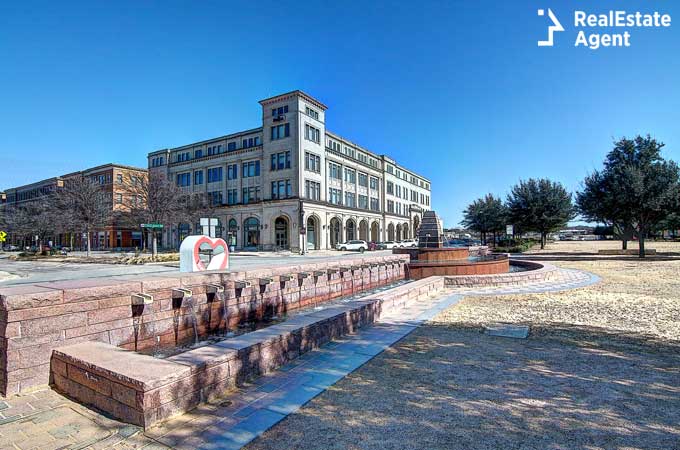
[172,288,198,345]
[130,293,153,351]
[207,284,227,335]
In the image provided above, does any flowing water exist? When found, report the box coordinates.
[183,295,200,345]
[141,279,411,359]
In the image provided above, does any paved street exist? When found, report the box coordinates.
[0,251,393,286]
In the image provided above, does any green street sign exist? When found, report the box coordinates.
[141,223,164,229]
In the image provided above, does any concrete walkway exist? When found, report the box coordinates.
[0,267,599,450]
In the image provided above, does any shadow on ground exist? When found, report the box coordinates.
[244,324,680,450]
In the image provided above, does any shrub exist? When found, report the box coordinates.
[494,238,537,253]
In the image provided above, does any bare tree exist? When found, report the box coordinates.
[53,177,113,256]
[5,197,58,252]
[117,174,185,257]
[182,192,221,234]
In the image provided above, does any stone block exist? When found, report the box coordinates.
[21,312,88,337]
[0,285,63,310]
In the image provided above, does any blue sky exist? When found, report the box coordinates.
[1,0,678,226]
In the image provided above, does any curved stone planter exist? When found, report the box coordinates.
[443,260,558,287]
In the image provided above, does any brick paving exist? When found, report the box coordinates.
[0,267,598,450]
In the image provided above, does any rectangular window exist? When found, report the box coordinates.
[270,151,291,171]
[241,137,256,148]
[176,172,191,187]
[271,123,290,140]
[358,173,368,187]
[242,186,261,204]
[370,198,380,211]
[358,194,368,209]
[387,181,394,195]
[305,106,319,120]
[345,192,356,208]
[328,188,342,205]
[227,164,238,180]
[228,142,236,151]
[207,167,223,183]
[227,189,238,205]
[304,124,320,143]
[305,152,321,173]
[195,149,203,158]
[116,174,123,184]
[210,191,223,206]
[411,190,418,202]
[305,180,321,200]
[344,168,356,184]
[271,180,292,199]
[115,193,123,204]
[370,177,379,191]
[242,161,260,178]
[328,162,342,180]
[194,170,204,185]
[272,105,289,117]
[387,200,394,213]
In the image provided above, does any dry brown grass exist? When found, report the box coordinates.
[525,239,680,254]
[435,258,680,342]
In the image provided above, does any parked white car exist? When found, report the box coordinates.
[400,239,418,247]
[377,241,398,249]
[336,240,368,252]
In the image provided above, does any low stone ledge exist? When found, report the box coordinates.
[49,276,442,428]
[598,248,656,256]
[443,260,556,287]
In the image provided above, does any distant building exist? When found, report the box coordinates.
[2,164,148,248]
[148,90,432,251]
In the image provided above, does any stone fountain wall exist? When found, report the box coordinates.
[0,254,408,397]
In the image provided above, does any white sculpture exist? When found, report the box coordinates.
[179,235,229,273]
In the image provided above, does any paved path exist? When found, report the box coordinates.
[0,267,599,449]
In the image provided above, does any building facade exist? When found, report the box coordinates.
[148,91,431,252]
[2,164,148,249]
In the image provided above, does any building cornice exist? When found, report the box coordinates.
[259,90,328,111]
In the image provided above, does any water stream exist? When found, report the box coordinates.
[183,295,199,345]
[141,279,410,359]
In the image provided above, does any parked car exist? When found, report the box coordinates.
[336,240,368,252]
[400,239,418,247]
[3,245,19,251]
[376,241,398,250]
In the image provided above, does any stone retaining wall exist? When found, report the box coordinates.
[50,276,444,428]
[0,254,408,397]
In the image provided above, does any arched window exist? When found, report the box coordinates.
[274,216,289,249]
[228,219,238,246]
[243,217,260,249]
[306,216,318,250]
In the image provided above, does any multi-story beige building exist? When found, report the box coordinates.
[148,90,431,252]
[2,164,148,249]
